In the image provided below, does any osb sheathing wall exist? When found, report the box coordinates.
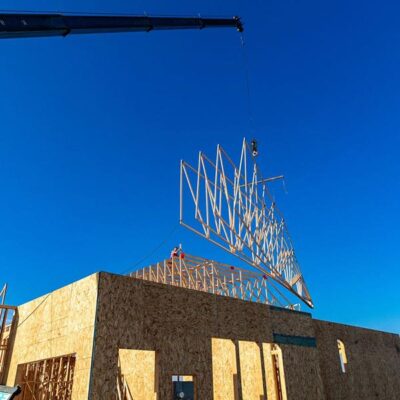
[6,274,98,400]
[4,270,400,400]
[269,308,326,400]
[314,319,400,400]
[89,272,326,400]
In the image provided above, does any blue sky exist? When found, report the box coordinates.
[1,0,399,333]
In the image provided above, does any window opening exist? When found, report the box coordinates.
[172,375,194,400]
[271,345,285,400]
[337,340,347,373]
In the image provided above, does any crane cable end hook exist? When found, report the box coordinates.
[251,138,258,157]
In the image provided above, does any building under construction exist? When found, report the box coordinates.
[0,255,399,399]
[0,13,399,399]
[0,140,399,400]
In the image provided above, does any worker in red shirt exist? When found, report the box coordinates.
[170,245,185,259]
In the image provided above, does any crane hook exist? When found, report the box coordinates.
[251,139,258,157]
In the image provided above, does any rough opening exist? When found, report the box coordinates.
[118,349,158,400]
[15,354,75,399]
[172,375,195,400]
[263,343,287,400]
[337,340,347,373]
[238,341,265,400]
[211,338,238,400]
[212,339,289,400]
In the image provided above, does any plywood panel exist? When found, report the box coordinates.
[90,273,326,400]
[119,349,157,400]
[6,273,98,400]
[5,269,400,400]
[211,338,238,400]
[239,341,265,400]
[91,273,217,399]
[90,272,400,400]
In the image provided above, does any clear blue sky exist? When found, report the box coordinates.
[1,0,399,333]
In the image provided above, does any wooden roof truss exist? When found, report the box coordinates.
[129,254,299,309]
[179,139,313,308]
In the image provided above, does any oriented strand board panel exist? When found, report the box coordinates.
[269,307,315,337]
[119,349,157,400]
[211,338,238,400]
[90,275,216,399]
[238,341,265,400]
[7,269,399,400]
[314,319,400,400]
[278,344,325,400]
[269,308,326,400]
[6,273,98,400]
[90,273,278,399]
[89,272,339,399]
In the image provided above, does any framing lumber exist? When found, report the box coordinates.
[0,304,17,384]
[128,254,299,309]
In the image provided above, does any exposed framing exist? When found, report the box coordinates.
[179,139,313,308]
[117,359,133,400]
[0,304,17,384]
[15,354,76,400]
[129,254,299,309]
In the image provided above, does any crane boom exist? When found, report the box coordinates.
[0,13,243,39]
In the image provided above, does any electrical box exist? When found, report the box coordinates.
[172,376,195,399]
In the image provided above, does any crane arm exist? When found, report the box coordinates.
[0,13,243,39]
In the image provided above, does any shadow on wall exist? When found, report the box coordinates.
[233,373,239,400]
[212,338,287,400]
[115,340,287,400]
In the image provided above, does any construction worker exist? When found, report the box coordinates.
[170,246,180,258]
[170,245,185,259]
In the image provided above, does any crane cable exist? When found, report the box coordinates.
[15,222,181,323]
[239,32,256,134]
[120,223,180,275]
